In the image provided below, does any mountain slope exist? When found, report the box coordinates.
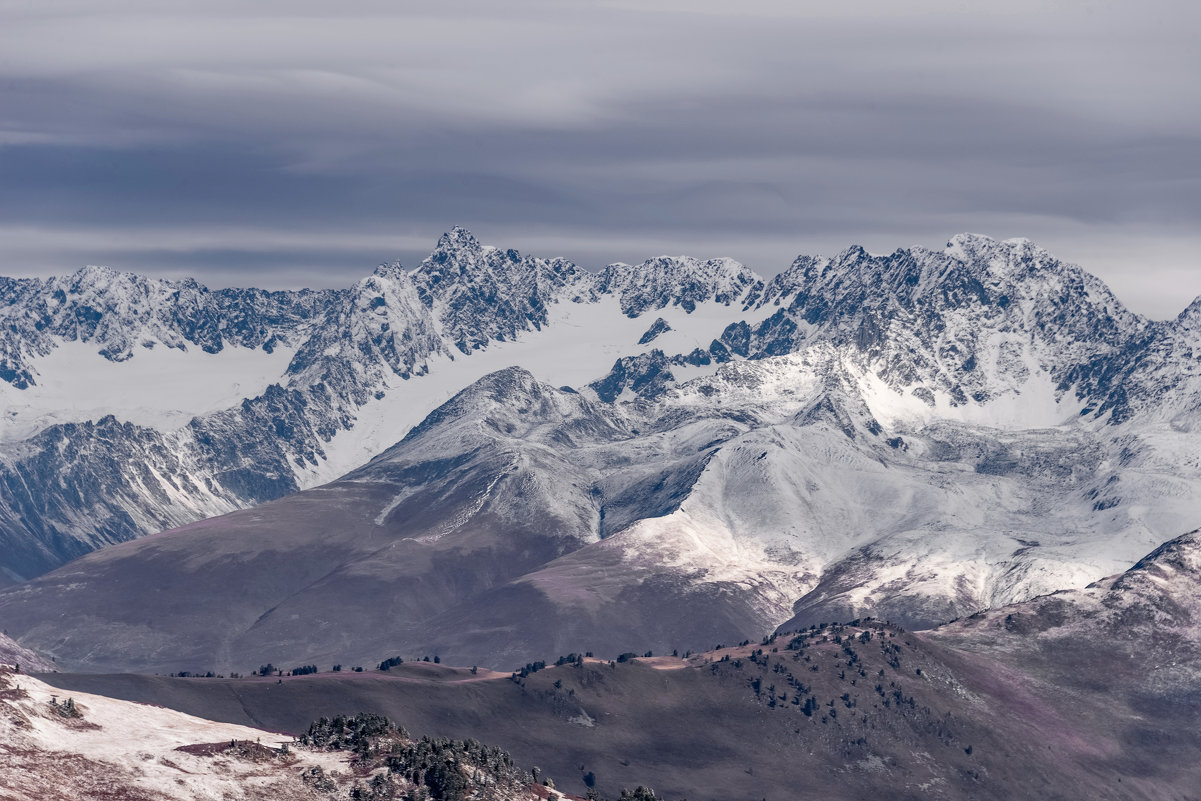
[927,527,1201,686]
[36,524,1201,801]
[7,344,1201,673]
[2,230,1200,670]
[0,369,630,672]
[0,666,346,801]
[0,665,557,801]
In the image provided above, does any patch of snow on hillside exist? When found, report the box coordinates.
[0,341,295,442]
[611,505,813,623]
[855,359,1087,431]
[0,670,350,801]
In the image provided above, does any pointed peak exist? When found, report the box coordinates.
[437,226,481,248]
[632,255,700,272]
[424,227,486,270]
[1176,295,1201,327]
[833,244,870,262]
[371,261,408,280]
[419,227,487,275]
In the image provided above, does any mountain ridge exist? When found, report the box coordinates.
[1,229,1199,672]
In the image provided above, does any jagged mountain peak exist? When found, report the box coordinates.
[945,231,1041,254]
[832,243,872,262]
[598,254,762,317]
[766,234,1075,307]
[600,254,757,282]
[16,267,230,362]
[444,223,480,243]
[53,264,212,300]
[938,233,1126,305]
[808,234,1097,302]
[286,262,441,385]
[744,234,1151,422]
[427,225,486,264]
[1176,296,1201,330]
[405,230,594,354]
[371,260,410,281]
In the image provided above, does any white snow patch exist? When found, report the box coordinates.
[854,354,1086,430]
[0,670,351,801]
[0,341,294,442]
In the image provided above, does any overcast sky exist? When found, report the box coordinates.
[1,1,1198,317]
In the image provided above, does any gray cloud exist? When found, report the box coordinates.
[0,0,1197,317]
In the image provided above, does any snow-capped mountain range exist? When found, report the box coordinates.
[1,228,1199,671]
[0,228,770,584]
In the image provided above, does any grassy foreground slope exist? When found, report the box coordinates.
[38,622,1196,801]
